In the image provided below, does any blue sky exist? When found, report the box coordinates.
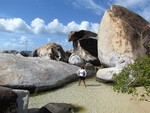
[0,0,150,51]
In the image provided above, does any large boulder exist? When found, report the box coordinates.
[0,50,19,54]
[33,43,69,62]
[98,5,150,67]
[96,56,132,82]
[20,51,33,57]
[68,30,100,66]
[0,86,18,113]
[38,103,79,113]
[68,53,85,66]
[85,63,96,76]
[0,50,33,57]
[13,89,30,113]
[0,53,80,93]
[96,67,121,82]
[65,49,73,57]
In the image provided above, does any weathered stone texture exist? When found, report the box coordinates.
[98,5,149,67]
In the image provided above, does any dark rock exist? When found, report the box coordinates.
[68,30,97,42]
[38,103,79,113]
[13,89,29,113]
[85,63,96,76]
[20,51,33,57]
[0,86,18,113]
[68,30,100,66]
[65,49,73,57]
[0,50,19,54]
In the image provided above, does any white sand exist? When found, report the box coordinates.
[28,78,150,113]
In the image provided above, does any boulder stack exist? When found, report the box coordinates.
[68,30,100,66]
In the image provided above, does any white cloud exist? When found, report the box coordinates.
[0,23,5,31]
[0,18,31,33]
[47,19,66,35]
[113,0,149,8]
[70,0,150,21]
[112,0,150,22]
[31,18,46,34]
[20,36,28,43]
[56,39,72,50]
[65,21,99,33]
[79,21,90,30]
[0,36,34,51]
[90,23,100,33]
[139,7,150,22]
[0,18,99,35]
[66,21,79,31]
[72,0,105,15]
[47,38,51,43]
[0,18,99,51]
[19,36,33,47]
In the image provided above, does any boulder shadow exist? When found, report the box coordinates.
[28,108,39,113]
[86,84,101,87]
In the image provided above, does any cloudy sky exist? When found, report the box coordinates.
[0,0,150,51]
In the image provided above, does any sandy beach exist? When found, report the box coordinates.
[28,78,150,113]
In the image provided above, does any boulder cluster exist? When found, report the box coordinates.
[0,5,150,113]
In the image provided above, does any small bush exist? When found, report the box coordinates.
[113,55,150,101]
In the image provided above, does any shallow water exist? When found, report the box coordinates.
[28,78,150,113]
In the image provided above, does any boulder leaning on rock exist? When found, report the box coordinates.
[68,30,100,66]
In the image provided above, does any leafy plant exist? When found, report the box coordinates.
[113,55,150,101]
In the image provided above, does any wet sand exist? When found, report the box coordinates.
[28,78,150,113]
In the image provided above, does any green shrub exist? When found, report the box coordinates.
[113,55,150,101]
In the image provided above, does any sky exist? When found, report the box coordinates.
[0,0,150,51]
